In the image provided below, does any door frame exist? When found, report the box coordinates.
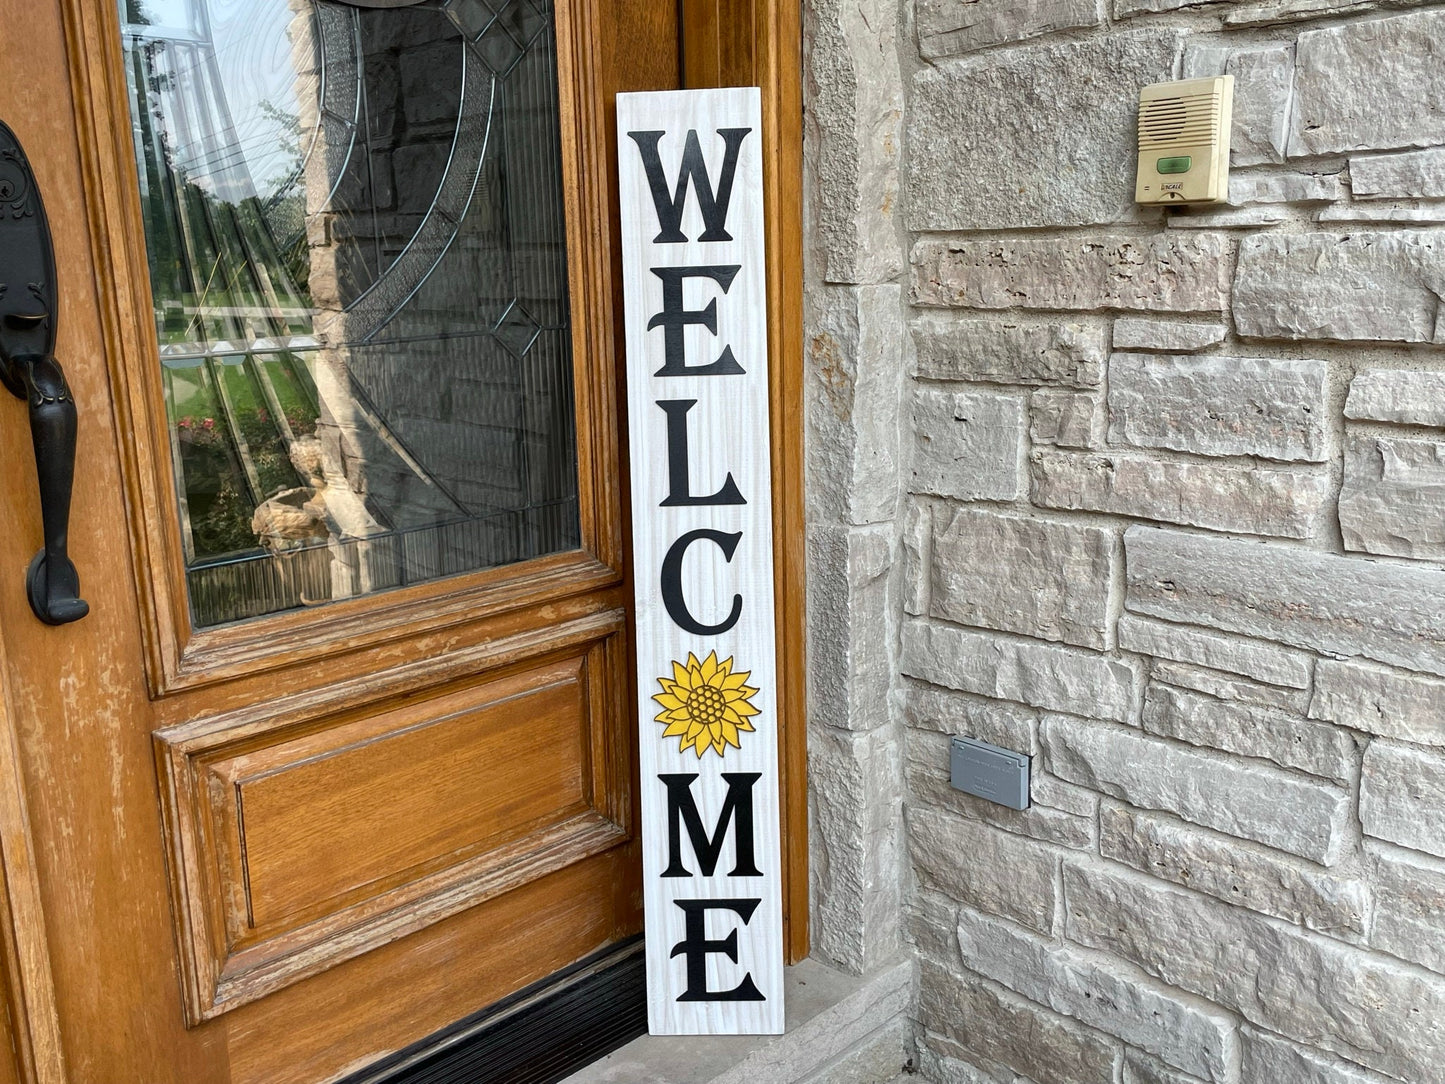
[679,0,808,969]
[0,0,806,1078]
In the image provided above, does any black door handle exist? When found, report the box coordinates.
[0,121,88,625]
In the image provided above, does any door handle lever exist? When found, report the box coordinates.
[0,121,88,625]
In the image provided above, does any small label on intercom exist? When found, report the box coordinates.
[950,737,1030,811]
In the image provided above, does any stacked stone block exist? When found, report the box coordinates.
[849,2,1445,1081]
[804,0,909,986]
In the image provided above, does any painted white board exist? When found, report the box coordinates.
[616,87,783,1036]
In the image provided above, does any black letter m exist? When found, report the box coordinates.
[660,772,762,877]
[627,128,751,243]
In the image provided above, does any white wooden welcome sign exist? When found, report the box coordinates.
[617,87,783,1035]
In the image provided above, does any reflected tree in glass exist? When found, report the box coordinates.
[119,0,580,626]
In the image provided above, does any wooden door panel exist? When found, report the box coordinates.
[229,666,596,931]
[155,618,630,1022]
[226,851,635,1084]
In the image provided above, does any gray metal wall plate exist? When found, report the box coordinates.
[950,736,1030,811]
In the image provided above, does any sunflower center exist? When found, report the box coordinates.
[689,684,728,726]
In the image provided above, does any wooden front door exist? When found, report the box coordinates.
[0,1,692,1080]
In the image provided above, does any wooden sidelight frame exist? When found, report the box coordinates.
[0,0,805,1078]
[680,0,808,966]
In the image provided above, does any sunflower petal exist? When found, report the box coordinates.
[721,669,751,690]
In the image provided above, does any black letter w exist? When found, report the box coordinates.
[628,128,752,243]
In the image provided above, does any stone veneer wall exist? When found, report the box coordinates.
[804,2,1445,1083]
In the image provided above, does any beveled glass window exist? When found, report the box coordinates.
[119,0,578,627]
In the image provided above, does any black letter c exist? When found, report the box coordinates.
[661,530,743,636]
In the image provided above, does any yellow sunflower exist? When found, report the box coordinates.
[652,650,761,758]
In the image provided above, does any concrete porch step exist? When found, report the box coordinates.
[560,957,915,1084]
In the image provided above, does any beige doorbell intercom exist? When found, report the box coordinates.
[1135,75,1233,205]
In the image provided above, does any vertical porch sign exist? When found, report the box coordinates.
[617,87,784,1035]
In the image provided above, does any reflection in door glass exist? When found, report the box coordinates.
[119,0,579,627]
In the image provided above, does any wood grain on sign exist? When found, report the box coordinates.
[617,88,783,1035]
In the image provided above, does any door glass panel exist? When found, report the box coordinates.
[119,0,580,628]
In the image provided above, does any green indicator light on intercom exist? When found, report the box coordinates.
[1156,156,1192,174]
